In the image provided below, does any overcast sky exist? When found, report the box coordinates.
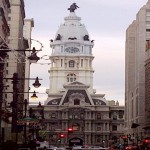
[24,0,148,105]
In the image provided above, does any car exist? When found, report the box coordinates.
[56,148,66,150]
[125,145,135,150]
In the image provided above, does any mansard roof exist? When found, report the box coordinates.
[47,98,61,105]
[92,99,106,105]
[61,89,92,105]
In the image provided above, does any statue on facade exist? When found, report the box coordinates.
[83,35,89,41]
[56,34,61,40]
[68,3,79,12]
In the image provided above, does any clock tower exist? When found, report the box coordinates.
[46,4,95,99]
[39,4,124,145]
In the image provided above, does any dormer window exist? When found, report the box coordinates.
[74,99,80,105]
[69,60,75,67]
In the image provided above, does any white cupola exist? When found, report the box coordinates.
[46,3,95,97]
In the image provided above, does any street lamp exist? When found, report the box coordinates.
[31,91,38,99]
[11,72,41,142]
[32,77,41,88]
[28,47,40,63]
[0,36,43,145]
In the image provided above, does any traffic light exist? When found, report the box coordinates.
[68,127,73,133]
[59,133,65,138]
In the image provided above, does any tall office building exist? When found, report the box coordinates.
[125,0,150,136]
[0,0,10,144]
[145,1,150,134]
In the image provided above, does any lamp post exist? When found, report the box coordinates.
[0,72,41,146]
[11,72,41,143]
[0,35,44,146]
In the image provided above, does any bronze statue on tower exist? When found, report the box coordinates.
[68,3,79,12]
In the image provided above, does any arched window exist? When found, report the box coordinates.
[69,60,75,67]
[67,73,76,82]
[74,99,80,105]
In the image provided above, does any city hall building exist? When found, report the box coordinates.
[29,4,124,147]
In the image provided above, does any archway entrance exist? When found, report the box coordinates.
[69,138,83,147]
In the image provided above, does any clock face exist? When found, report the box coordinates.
[65,47,79,53]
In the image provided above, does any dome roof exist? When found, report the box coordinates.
[55,12,90,41]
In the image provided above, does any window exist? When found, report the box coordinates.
[67,73,76,82]
[118,110,123,119]
[97,113,101,119]
[81,59,83,67]
[112,125,117,131]
[89,47,92,54]
[69,114,73,119]
[82,46,84,53]
[69,60,75,67]
[97,126,101,131]
[51,113,56,118]
[74,114,79,119]
[113,112,117,120]
[61,59,63,67]
[74,99,80,105]
[146,29,150,32]
[80,113,84,119]
[97,138,101,143]
[73,124,79,131]
[61,46,63,52]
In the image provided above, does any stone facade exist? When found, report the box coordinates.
[2,0,27,142]
[145,1,150,134]
[23,18,34,101]
[30,98,124,147]
[29,4,124,147]
[0,0,10,144]
[125,0,150,136]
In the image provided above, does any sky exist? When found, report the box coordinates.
[24,0,148,105]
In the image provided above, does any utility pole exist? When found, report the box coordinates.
[11,73,19,143]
